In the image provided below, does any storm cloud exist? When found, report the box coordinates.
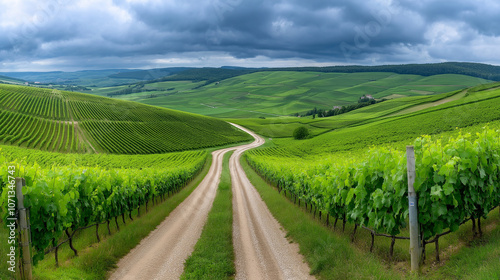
[1,0,499,71]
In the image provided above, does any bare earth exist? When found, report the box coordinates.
[108,123,313,279]
[230,124,314,280]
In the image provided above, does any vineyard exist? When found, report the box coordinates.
[0,84,251,154]
[0,74,499,278]
[0,149,207,265]
[131,70,491,118]
[261,85,500,155]
[246,128,500,259]
[0,144,207,169]
[234,84,500,265]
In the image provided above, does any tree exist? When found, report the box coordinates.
[293,126,309,140]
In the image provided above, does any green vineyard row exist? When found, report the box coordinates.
[0,110,79,153]
[0,84,251,154]
[81,120,250,154]
[246,129,500,240]
[0,86,68,120]
[0,150,207,264]
[0,144,207,169]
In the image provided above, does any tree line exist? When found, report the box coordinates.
[295,96,383,118]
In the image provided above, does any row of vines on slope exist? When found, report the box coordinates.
[0,144,207,169]
[0,151,207,265]
[0,86,68,120]
[246,128,500,254]
[0,84,252,154]
[0,110,80,153]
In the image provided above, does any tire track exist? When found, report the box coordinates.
[230,124,314,280]
[107,124,262,280]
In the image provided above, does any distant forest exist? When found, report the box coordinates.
[263,62,500,81]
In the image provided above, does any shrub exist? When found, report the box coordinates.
[293,126,309,140]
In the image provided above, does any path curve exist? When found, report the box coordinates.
[108,124,261,280]
[230,124,314,280]
[108,123,312,279]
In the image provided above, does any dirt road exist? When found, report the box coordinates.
[108,123,312,279]
[230,124,314,280]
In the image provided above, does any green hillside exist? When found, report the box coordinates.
[262,62,500,81]
[0,84,251,154]
[0,75,25,84]
[103,71,490,118]
[0,70,146,87]
[241,83,500,279]
[227,88,466,138]
[239,82,500,157]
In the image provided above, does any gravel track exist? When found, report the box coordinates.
[108,147,233,279]
[230,124,314,280]
[108,123,312,279]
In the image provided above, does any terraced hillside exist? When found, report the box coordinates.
[0,84,251,154]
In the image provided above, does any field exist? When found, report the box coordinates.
[0,84,251,154]
[0,76,25,84]
[235,82,500,277]
[0,70,147,88]
[98,71,491,118]
[0,69,499,280]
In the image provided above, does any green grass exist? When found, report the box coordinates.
[88,81,205,100]
[228,88,467,138]
[0,75,25,84]
[11,154,213,280]
[181,151,235,279]
[86,85,129,96]
[0,70,146,88]
[241,152,500,279]
[226,117,332,138]
[246,86,500,155]
[116,71,491,118]
[240,156,399,279]
[427,214,500,280]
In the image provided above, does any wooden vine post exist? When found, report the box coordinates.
[406,146,421,273]
[16,177,33,280]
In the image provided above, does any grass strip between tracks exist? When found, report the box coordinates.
[23,155,213,280]
[181,151,236,279]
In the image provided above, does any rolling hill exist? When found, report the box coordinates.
[123,71,491,118]
[0,84,251,154]
[237,82,500,154]
[0,75,25,84]
[261,62,500,81]
[0,69,158,87]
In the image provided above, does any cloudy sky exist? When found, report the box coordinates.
[1,0,500,71]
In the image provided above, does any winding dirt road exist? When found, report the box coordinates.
[108,123,312,279]
[231,124,314,280]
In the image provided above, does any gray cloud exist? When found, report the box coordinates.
[1,0,499,71]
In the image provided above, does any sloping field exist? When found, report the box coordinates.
[0,84,251,154]
[131,71,491,118]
